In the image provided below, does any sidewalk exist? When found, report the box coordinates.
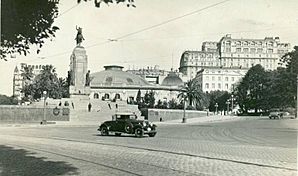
[0,115,240,128]
[154,115,240,126]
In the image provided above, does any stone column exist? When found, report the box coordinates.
[69,46,90,95]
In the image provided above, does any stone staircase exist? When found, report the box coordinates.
[30,95,141,125]
[69,96,141,124]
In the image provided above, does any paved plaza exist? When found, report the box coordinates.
[0,116,297,176]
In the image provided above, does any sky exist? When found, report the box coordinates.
[1,0,298,96]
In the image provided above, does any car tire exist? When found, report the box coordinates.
[148,133,156,137]
[115,133,121,136]
[124,123,133,133]
[101,126,109,136]
[135,128,144,138]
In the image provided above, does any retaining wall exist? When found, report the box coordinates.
[0,105,70,123]
[147,109,208,122]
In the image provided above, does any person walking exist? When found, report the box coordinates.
[88,102,92,112]
[108,103,111,110]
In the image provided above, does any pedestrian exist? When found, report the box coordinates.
[71,102,75,109]
[58,101,62,106]
[88,102,92,112]
[108,103,111,110]
[115,103,118,109]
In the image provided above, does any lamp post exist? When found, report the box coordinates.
[182,97,187,123]
[231,94,235,114]
[226,100,230,115]
[215,103,218,115]
[41,91,47,125]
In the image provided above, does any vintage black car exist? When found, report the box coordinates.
[98,112,157,137]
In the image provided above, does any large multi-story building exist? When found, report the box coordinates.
[195,67,248,93]
[179,34,291,92]
[13,63,47,101]
[218,34,290,70]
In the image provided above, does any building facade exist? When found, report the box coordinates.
[179,34,291,92]
[218,34,290,70]
[13,63,47,100]
[195,67,248,93]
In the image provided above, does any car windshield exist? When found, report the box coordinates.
[116,114,137,120]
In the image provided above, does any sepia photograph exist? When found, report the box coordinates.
[0,0,297,175]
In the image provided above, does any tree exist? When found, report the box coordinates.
[1,0,135,60]
[78,0,136,8]
[168,99,178,109]
[136,89,141,104]
[155,100,163,109]
[143,90,155,108]
[20,65,34,87]
[235,64,268,113]
[208,91,230,112]
[178,79,205,108]
[1,0,59,60]
[22,65,69,100]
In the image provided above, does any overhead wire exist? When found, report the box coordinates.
[40,0,232,59]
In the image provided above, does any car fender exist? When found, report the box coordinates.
[133,124,143,130]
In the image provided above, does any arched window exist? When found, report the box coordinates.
[115,93,121,100]
[94,93,99,99]
[104,94,110,100]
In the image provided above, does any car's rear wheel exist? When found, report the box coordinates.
[124,123,133,133]
[101,126,109,136]
[135,128,144,138]
[148,133,156,137]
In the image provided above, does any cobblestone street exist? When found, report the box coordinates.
[0,117,297,175]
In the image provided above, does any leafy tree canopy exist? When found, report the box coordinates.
[22,65,69,100]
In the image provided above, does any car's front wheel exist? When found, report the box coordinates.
[101,126,109,136]
[135,128,144,138]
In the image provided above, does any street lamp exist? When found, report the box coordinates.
[226,100,230,115]
[231,94,235,114]
[215,103,218,115]
[182,97,187,123]
[41,91,47,125]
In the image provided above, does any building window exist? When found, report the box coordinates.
[218,77,221,81]
[232,77,234,81]
[251,48,256,53]
[212,76,215,81]
[268,42,273,47]
[268,49,273,53]
[225,84,229,89]
[225,77,229,81]
[243,41,248,46]
[236,48,241,52]
[226,48,231,52]
[236,41,241,46]
[243,48,248,52]
[226,41,231,46]
[257,48,263,53]
[218,83,221,89]
[206,76,209,80]
[94,93,99,99]
[205,83,209,89]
